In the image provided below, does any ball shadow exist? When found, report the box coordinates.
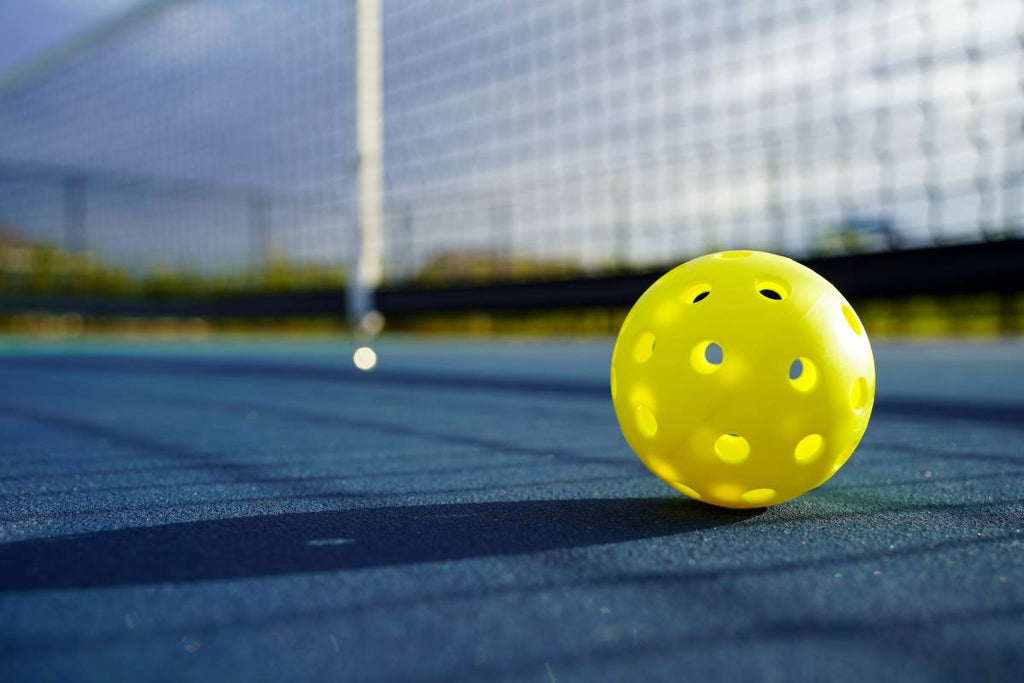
[0,498,758,592]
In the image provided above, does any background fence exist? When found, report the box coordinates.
[0,0,1022,289]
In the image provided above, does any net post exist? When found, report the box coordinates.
[352,0,384,333]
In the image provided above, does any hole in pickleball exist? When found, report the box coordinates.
[794,433,825,464]
[636,405,658,437]
[634,331,656,363]
[789,357,817,391]
[741,488,775,506]
[842,304,864,335]
[691,341,723,374]
[672,481,702,500]
[714,433,750,464]
[704,342,723,365]
[682,281,712,305]
[850,377,869,413]
[717,250,752,259]
[789,358,803,380]
[756,279,789,301]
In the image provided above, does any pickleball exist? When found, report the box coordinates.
[611,250,875,509]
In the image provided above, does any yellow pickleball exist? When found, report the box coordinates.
[611,250,875,509]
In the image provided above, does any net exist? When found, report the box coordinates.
[0,0,1021,288]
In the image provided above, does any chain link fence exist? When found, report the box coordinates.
[0,0,1021,289]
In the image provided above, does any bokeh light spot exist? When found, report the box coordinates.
[353,346,378,371]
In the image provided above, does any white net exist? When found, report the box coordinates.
[0,0,1021,285]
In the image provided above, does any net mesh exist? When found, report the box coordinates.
[0,0,1021,286]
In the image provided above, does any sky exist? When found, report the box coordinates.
[0,0,141,76]
[0,0,1021,277]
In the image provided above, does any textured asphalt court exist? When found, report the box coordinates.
[0,338,1022,682]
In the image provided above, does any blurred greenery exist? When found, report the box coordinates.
[3,294,1021,340]
[1,232,1021,339]
[393,295,1024,338]
[411,249,582,284]
[0,240,345,297]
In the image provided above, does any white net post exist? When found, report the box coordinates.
[351,0,384,334]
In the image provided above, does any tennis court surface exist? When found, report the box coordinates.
[1,337,1022,682]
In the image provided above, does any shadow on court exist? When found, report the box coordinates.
[0,498,758,591]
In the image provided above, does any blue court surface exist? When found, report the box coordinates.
[0,337,1022,682]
